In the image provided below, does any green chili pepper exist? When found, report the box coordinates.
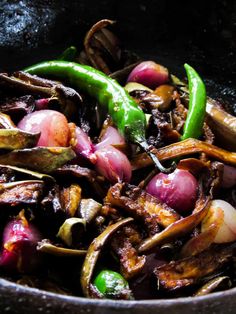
[24,60,175,173]
[93,269,132,299]
[58,46,77,62]
[181,63,207,141]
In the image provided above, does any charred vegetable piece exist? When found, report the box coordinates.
[106,183,180,235]
[37,241,86,257]
[138,196,210,253]
[24,60,175,174]
[57,218,86,247]
[0,112,16,129]
[80,217,133,297]
[154,244,236,291]
[131,138,236,170]
[0,128,40,150]
[0,211,40,273]
[0,165,55,183]
[180,208,223,258]
[110,225,146,279]
[0,147,76,173]
[194,276,232,296]
[0,180,44,206]
[78,199,102,223]
[60,184,82,217]
[93,270,132,299]
[0,95,35,117]
[181,64,206,141]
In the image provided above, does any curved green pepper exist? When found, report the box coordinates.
[93,269,132,299]
[25,61,175,173]
[181,63,207,141]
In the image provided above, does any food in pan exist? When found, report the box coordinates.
[0,19,235,300]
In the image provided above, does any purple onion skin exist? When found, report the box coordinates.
[95,126,125,150]
[73,126,96,162]
[127,61,169,89]
[0,218,40,273]
[146,169,198,213]
[95,145,132,183]
[222,165,236,189]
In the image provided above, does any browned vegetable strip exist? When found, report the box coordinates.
[0,180,44,205]
[111,225,146,279]
[0,164,55,182]
[106,183,180,235]
[138,197,210,253]
[80,217,133,297]
[37,242,87,256]
[84,19,115,74]
[0,129,40,150]
[154,245,235,291]
[194,276,232,296]
[0,147,76,173]
[132,138,236,170]
[60,184,82,217]
[0,112,16,129]
[180,208,224,258]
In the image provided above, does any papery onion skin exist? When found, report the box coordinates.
[127,61,169,89]
[95,145,131,183]
[0,218,40,272]
[146,169,198,213]
[17,109,70,147]
[95,126,125,150]
[202,199,236,243]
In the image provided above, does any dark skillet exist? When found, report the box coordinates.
[0,1,236,313]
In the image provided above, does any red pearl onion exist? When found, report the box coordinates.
[146,169,198,213]
[127,61,169,89]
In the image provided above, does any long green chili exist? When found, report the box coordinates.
[181,63,207,141]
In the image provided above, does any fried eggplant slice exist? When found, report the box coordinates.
[0,147,76,173]
[131,138,236,170]
[154,244,236,291]
[60,183,82,217]
[111,225,146,280]
[138,196,210,253]
[106,183,180,235]
[0,128,40,150]
[80,217,133,298]
[0,180,44,205]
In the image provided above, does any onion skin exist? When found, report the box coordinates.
[146,169,198,213]
[202,199,236,243]
[95,126,125,150]
[127,61,169,89]
[0,216,40,273]
[95,145,131,183]
[17,109,70,147]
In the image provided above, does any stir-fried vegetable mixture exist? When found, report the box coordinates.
[0,19,236,300]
